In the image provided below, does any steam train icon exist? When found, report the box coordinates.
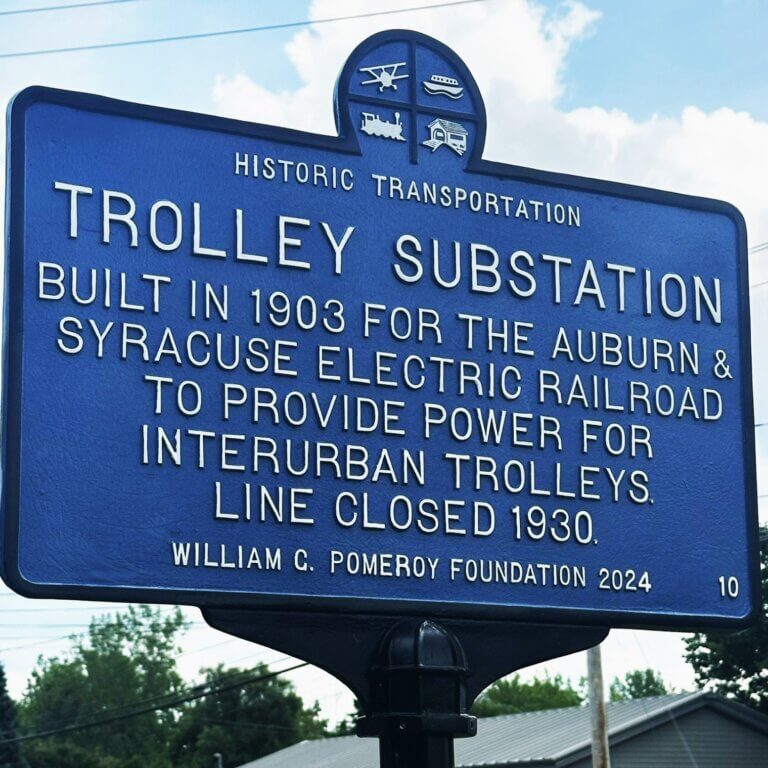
[360,111,406,141]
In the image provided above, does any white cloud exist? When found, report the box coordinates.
[211,0,768,249]
[212,0,600,131]
[211,0,768,435]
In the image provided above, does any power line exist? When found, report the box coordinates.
[0,0,138,16]
[0,659,309,745]
[0,635,73,652]
[0,623,97,628]
[0,0,486,59]
[0,622,206,628]
[0,632,233,657]
[17,654,295,734]
[177,638,237,657]
[747,242,768,287]
[0,604,131,613]
[41,656,291,730]
[626,635,697,767]
[5,658,292,735]
[201,717,299,734]
[0,607,218,654]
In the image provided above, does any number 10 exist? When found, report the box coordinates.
[718,576,739,598]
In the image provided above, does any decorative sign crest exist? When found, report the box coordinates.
[2,30,759,629]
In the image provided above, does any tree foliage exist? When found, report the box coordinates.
[684,527,768,713]
[609,669,668,701]
[0,662,20,768]
[169,664,327,768]
[471,673,582,717]
[20,605,188,768]
[17,607,328,767]
[0,602,342,768]
[333,699,363,736]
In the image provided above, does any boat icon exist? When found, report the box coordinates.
[422,74,464,99]
[360,111,406,141]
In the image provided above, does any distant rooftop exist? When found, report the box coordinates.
[239,692,768,768]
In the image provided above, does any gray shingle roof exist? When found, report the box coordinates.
[238,692,718,768]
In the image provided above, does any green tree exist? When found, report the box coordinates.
[333,699,363,736]
[471,673,582,717]
[170,664,327,768]
[20,605,188,768]
[684,526,768,713]
[609,669,668,701]
[0,662,20,768]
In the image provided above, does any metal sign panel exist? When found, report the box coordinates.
[3,31,759,628]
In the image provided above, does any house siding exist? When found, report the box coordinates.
[241,696,768,768]
[566,709,768,768]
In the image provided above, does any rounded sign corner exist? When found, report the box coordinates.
[709,197,749,247]
[7,85,55,122]
[0,557,44,601]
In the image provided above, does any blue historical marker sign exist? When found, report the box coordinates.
[2,31,759,629]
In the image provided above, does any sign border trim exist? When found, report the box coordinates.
[2,29,760,630]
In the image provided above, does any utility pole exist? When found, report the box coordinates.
[587,645,611,768]
[213,753,223,768]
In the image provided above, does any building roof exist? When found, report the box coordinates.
[238,692,768,768]
[427,117,468,134]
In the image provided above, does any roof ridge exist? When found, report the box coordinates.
[605,691,701,707]
[476,692,697,724]
[242,692,768,768]
[549,690,706,761]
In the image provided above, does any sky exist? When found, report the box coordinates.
[0,0,767,730]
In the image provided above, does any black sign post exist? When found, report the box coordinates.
[204,607,608,767]
[357,619,475,768]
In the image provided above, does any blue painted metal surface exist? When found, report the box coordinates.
[2,31,759,628]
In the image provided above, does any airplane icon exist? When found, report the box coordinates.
[359,62,408,92]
